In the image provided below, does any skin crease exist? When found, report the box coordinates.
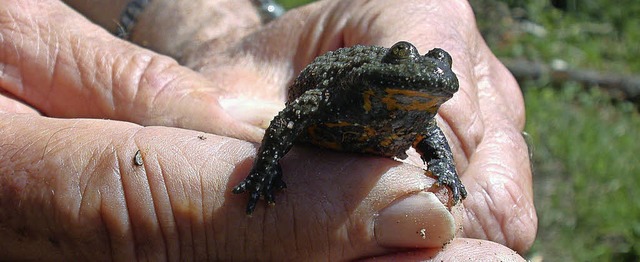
[0,0,536,260]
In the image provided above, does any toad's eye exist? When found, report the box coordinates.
[425,48,453,68]
[382,41,420,64]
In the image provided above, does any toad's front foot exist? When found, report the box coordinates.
[428,159,468,205]
[232,164,286,215]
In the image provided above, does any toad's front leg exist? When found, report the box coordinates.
[233,89,329,214]
[413,119,468,205]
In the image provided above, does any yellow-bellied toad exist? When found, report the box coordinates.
[233,41,467,214]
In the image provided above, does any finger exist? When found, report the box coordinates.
[360,238,526,261]
[0,91,38,113]
[0,113,460,260]
[461,46,536,253]
[0,115,140,260]
[0,0,270,141]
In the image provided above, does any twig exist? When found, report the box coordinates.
[501,58,640,102]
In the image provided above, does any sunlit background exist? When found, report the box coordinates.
[278,0,640,260]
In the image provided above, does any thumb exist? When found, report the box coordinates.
[360,238,526,261]
[0,0,273,141]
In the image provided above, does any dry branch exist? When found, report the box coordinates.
[502,58,640,102]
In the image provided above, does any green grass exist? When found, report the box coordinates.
[277,0,314,9]
[276,0,640,260]
[495,0,640,73]
[525,83,640,260]
[492,1,640,260]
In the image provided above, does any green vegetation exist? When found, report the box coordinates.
[496,0,640,73]
[277,0,640,260]
[525,83,640,260]
[278,0,314,9]
[482,0,640,261]
[487,1,640,260]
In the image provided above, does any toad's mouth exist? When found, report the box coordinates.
[363,88,449,113]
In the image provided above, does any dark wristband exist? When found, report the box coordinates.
[115,0,151,39]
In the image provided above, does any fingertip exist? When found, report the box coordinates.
[219,97,283,130]
[374,192,456,248]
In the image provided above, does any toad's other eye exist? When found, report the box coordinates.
[382,41,420,64]
[425,48,454,69]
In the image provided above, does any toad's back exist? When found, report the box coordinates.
[288,43,456,158]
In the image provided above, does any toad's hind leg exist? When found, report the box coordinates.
[413,120,467,204]
[232,88,329,214]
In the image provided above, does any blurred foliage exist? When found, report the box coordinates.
[277,0,640,260]
[481,0,640,73]
[473,0,640,260]
[524,82,640,261]
[277,0,314,9]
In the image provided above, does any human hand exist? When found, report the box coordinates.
[181,0,537,259]
[0,0,276,142]
[0,0,535,260]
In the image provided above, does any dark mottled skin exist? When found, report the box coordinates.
[233,41,468,214]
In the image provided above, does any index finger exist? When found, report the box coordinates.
[0,0,267,141]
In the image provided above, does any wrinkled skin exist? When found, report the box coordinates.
[0,0,536,260]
